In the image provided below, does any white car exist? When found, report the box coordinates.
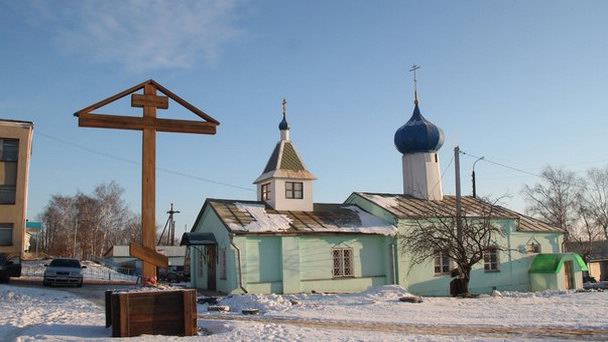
[43,258,86,287]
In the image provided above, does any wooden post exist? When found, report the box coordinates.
[142,83,157,284]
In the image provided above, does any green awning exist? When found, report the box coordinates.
[529,253,588,274]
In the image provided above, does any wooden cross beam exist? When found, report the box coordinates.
[74,79,220,285]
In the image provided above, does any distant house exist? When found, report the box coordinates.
[104,245,186,273]
[566,240,608,282]
[0,119,34,257]
[183,98,580,296]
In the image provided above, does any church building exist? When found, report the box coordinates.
[183,92,585,296]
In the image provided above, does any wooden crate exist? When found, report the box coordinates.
[105,289,197,337]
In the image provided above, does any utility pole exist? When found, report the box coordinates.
[157,203,180,246]
[454,146,463,243]
[472,156,485,198]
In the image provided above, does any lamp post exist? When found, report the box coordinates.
[472,156,485,198]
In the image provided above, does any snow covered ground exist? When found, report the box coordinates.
[1,284,607,341]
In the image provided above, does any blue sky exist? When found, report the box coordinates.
[2,1,608,236]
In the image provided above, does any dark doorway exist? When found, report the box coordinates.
[207,245,217,291]
[564,260,574,289]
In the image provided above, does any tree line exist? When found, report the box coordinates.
[523,165,608,243]
[37,181,141,259]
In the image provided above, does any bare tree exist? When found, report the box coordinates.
[39,181,138,259]
[522,166,582,238]
[399,197,505,296]
[583,167,608,241]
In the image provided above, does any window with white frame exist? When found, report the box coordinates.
[261,183,271,201]
[332,247,354,277]
[434,250,450,274]
[0,139,18,205]
[285,181,303,199]
[483,247,500,271]
[220,247,227,280]
[527,242,541,254]
[0,223,12,246]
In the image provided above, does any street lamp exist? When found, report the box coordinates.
[472,156,485,198]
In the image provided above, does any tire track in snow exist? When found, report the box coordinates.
[200,314,608,341]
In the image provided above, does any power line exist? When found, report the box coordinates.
[430,154,454,193]
[459,149,586,190]
[37,131,256,192]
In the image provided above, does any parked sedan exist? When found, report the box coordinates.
[43,258,86,287]
[0,253,21,283]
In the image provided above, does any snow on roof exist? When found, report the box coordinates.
[232,202,293,233]
[357,192,564,233]
[208,199,396,236]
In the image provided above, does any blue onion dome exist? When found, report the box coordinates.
[394,103,444,154]
[279,112,290,130]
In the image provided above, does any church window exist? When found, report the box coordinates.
[261,183,271,201]
[434,250,450,274]
[484,247,500,271]
[285,182,303,199]
[332,247,353,277]
[527,242,541,254]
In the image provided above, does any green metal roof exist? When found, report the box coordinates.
[280,142,305,171]
[529,253,588,274]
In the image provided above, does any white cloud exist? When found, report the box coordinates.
[30,0,244,71]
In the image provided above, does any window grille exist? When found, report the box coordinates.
[332,247,354,277]
[285,182,303,199]
[434,250,450,274]
[484,247,500,271]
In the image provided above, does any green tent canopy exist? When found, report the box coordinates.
[529,253,588,274]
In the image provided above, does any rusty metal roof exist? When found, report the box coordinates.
[206,199,395,235]
[355,192,564,233]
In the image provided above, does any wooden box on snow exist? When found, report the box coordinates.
[105,289,197,337]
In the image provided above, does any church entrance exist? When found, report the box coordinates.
[207,245,217,291]
[564,260,574,289]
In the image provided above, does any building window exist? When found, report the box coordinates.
[285,182,303,199]
[527,242,541,254]
[484,247,500,271]
[261,183,271,201]
[434,250,450,274]
[220,247,227,280]
[0,139,18,204]
[0,223,13,246]
[332,247,353,278]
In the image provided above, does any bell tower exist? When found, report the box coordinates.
[393,66,445,200]
[254,99,316,211]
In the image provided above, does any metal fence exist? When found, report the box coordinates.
[21,261,139,283]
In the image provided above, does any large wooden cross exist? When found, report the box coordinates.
[74,80,220,284]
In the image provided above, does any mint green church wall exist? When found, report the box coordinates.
[189,207,394,294]
[298,235,392,293]
[190,205,240,294]
[397,218,565,296]
[242,236,283,293]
